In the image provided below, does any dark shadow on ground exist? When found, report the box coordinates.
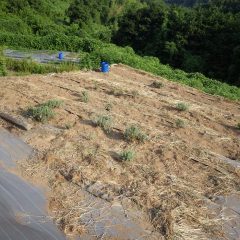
[109,151,122,162]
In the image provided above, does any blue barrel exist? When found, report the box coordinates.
[101,62,109,73]
[58,52,64,60]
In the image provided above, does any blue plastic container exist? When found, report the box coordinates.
[101,62,109,73]
[58,52,64,60]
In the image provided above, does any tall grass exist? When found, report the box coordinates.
[5,58,78,74]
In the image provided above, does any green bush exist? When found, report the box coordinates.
[124,125,148,143]
[175,119,185,128]
[119,150,135,161]
[93,115,113,133]
[0,14,32,35]
[27,105,54,122]
[237,123,240,130]
[176,102,189,111]
[26,99,63,122]
[0,32,104,52]
[43,99,63,108]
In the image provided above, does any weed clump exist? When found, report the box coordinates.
[26,99,63,122]
[237,123,240,130]
[152,81,164,88]
[93,115,113,133]
[176,102,189,111]
[119,150,135,161]
[44,99,63,108]
[175,119,185,128]
[80,91,89,103]
[27,106,54,122]
[124,125,148,143]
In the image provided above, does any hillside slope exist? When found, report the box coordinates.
[0,66,239,239]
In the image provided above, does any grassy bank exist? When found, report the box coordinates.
[6,58,78,75]
[0,33,239,100]
[81,44,240,100]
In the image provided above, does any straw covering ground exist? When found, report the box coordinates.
[0,64,239,239]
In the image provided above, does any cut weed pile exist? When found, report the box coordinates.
[1,64,240,240]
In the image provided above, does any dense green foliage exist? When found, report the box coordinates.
[165,0,208,7]
[114,0,240,86]
[0,0,239,100]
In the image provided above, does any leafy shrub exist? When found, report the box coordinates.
[27,105,54,122]
[93,115,113,133]
[124,125,148,143]
[175,119,185,128]
[119,150,135,161]
[80,91,89,103]
[26,99,63,122]
[43,99,63,108]
[0,14,32,35]
[176,102,189,111]
[152,81,164,88]
[237,123,240,130]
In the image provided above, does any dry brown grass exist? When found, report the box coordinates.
[3,64,240,240]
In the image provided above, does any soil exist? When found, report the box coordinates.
[0,64,240,239]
